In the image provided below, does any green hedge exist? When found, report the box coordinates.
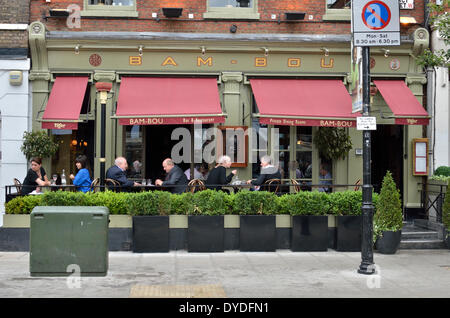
[5,189,377,216]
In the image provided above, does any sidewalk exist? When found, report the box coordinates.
[0,249,449,298]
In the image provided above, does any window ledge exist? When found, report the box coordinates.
[80,10,139,18]
[203,11,260,20]
[322,9,351,21]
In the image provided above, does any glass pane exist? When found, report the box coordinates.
[278,126,290,151]
[296,126,312,151]
[210,0,252,8]
[327,0,351,9]
[125,125,144,178]
[319,158,332,193]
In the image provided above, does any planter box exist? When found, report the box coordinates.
[375,230,401,254]
[291,215,328,251]
[336,215,362,252]
[240,215,276,252]
[188,215,224,252]
[132,216,169,253]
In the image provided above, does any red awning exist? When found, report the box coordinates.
[374,80,429,125]
[42,76,88,130]
[115,77,225,125]
[250,79,358,127]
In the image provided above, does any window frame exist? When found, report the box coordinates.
[81,0,138,18]
[203,0,260,20]
[323,0,351,21]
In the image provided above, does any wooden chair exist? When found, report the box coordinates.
[105,178,120,191]
[187,179,206,193]
[89,178,100,193]
[290,179,301,193]
[262,178,281,193]
[354,179,361,191]
[13,178,22,195]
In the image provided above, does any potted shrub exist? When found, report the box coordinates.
[282,191,329,252]
[443,184,450,249]
[234,191,278,252]
[373,171,403,254]
[330,191,363,252]
[187,190,227,252]
[129,191,171,253]
[20,131,59,160]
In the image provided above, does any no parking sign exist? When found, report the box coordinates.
[352,0,400,46]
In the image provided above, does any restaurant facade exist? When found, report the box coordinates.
[28,0,431,218]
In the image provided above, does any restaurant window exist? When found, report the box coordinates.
[204,0,260,20]
[125,125,144,179]
[323,0,351,21]
[251,118,268,179]
[295,127,313,188]
[82,0,138,17]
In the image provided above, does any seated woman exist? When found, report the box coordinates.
[70,155,92,193]
[22,157,51,195]
[205,155,237,192]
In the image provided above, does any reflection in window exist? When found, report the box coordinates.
[327,0,351,9]
[89,0,133,5]
[125,125,144,179]
[210,0,252,8]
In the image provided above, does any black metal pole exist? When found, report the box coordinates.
[100,101,106,191]
[358,46,375,275]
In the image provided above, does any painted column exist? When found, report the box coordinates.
[93,71,116,180]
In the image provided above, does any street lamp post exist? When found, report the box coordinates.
[358,46,375,275]
[95,82,112,191]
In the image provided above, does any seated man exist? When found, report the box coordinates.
[318,163,332,193]
[106,157,139,190]
[246,155,281,191]
[155,158,188,194]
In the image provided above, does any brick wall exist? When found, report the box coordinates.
[30,0,425,35]
[0,0,30,49]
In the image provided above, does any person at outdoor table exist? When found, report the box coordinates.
[69,155,92,193]
[22,157,51,195]
[246,155,281,191]
[205,155,237,192]
[155,158,188,194]
[106,156,140,189]
[318,163,332,193]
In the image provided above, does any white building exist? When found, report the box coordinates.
[428,22,450,171]
[0,56,31,227]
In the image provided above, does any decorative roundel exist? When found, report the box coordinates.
[389,58,400,71]
[89,54,102,67]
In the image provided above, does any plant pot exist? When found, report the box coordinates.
[240,215,276,252]
[336,215,361,252]
[188,215,224,252]
[291,215,328,251]
[132,216,169,253]
[375,230,402,254]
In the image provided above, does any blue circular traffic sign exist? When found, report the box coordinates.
[362,1,391,30]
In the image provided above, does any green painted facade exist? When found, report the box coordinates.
[28,21,430,210]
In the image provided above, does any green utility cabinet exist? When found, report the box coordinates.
[30,206,109,277]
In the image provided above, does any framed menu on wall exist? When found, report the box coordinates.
[412,138,428,176]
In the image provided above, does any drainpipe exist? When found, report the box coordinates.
[426,66,435,174]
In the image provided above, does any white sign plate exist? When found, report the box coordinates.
[352,0,400,47]
[357,117,377,130]
[399,0,414,9]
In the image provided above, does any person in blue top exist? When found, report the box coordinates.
[69,155,92,193]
